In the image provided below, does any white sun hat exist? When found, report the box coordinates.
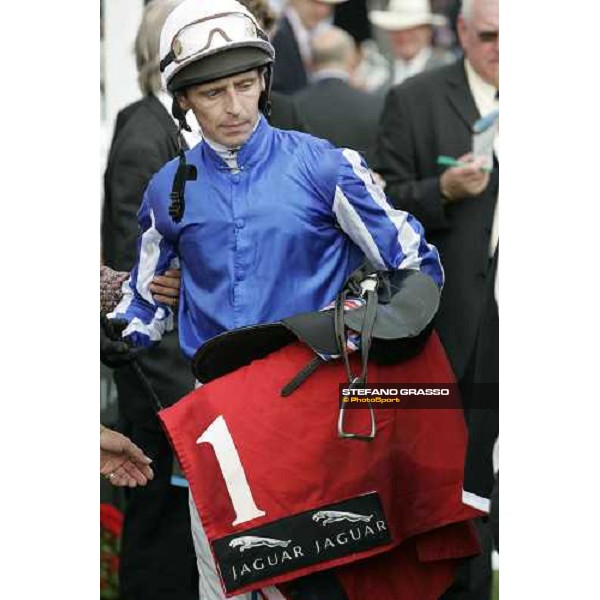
[369,0,446,31]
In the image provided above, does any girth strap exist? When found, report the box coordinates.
[280,356,325,398]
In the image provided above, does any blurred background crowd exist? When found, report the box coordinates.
[100,1,498,599]
[100,0,465,180]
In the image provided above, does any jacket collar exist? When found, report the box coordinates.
[199,115,272,171]
[445,59,480,132]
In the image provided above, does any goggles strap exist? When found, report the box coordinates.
[159,50,175,73]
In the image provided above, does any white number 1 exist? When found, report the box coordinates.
[196,415,266,525]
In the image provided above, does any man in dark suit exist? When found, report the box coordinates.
[375,56,497,386]
[375,0,498,390]
[293,25,384,162]
[272,0,349,95]
[272,7,308,94]
[464,244,498,547]
[374,0,498,598]
[102,95,185,270]
[101,3,200,599]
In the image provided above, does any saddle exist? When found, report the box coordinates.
[191,265,441,440]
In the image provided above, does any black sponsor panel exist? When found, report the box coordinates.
[212,492,391,593]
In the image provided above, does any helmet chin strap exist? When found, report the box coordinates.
[259,64,273,117]
[168,97,197,223]
[171,96,192,132]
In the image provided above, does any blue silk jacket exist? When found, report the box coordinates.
[110,116,443,359]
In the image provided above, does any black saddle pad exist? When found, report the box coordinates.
[192,323,295,383]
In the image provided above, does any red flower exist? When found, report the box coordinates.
[100,503,124,537]
[100,503,122,598]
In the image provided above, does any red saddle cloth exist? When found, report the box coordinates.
[159,332,482,599]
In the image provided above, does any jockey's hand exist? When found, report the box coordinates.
[150,268,181,308]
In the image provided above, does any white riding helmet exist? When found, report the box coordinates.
[159,0,275,93]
